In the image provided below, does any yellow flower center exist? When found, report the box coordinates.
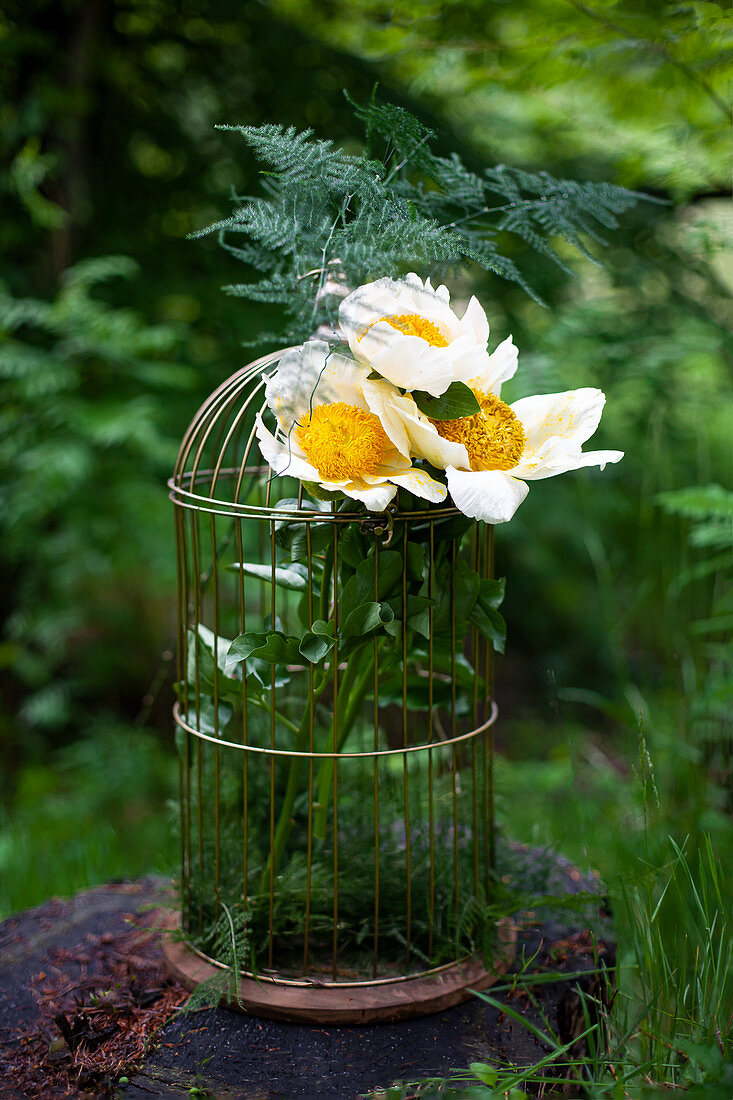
[432,390,526,472]
[380,313,449,347]
[296,402,391,482]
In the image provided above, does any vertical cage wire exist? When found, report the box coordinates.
[170,351,499,988]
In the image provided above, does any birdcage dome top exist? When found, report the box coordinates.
[169,348,294,518]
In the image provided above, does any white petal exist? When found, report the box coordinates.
[446,468,529,524]
[395,272,454,316]
[387,393,469,470]
[513,438,624,481]
[255,414,323,482]
[361,373,412,456]
[338,277,500,399]
[339,278,410,349]
[511,389,606,451]
[572,449,624,471]
[342,482,397,511]
[265,341,364,429]
[358,322,454,396]
[406,271,428,293]
[340,276,461,356]
[461,295,490,345]
[524,447,624,480]
[390,468,448,502]
[464,335,518,396]
[486,335,519,394]
[418,274,451,305]
[444,334,491,386]
[371,450,414,478]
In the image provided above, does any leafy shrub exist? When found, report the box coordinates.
[0,257,197,767]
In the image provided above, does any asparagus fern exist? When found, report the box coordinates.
[194,94,646,342]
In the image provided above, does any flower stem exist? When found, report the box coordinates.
[258,670,328,895]
[319,540,334,622]
[257,639,376,895]
[312,643,376,839]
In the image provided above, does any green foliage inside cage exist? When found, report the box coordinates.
[172,501,505,977]
[181,747,497,977]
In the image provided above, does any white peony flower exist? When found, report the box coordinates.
[339,273,514,398]
[255,340,447,512]
[362,366,624,524]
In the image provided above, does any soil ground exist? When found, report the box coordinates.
[0,852,613,1099]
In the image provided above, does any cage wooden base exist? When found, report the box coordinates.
[161,911,516,1024]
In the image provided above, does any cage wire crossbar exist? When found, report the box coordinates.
[169,349,500,990]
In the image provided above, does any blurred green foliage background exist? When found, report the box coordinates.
[0,0,730,946]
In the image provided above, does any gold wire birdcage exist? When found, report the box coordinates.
[166,348,514,1022]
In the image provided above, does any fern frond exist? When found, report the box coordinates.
[229,200,302,253]
[461,239,543,303]
[187,216,238,240]
[202,96,646,341]
[657,483,733,521]
[224,273,297,304]
[485,165,647,257]
[428,152,487,209]
[218,234,277,272]
[219,123,383,199]
[346,93,436,170]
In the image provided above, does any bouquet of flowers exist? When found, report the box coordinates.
[256,272,623,523]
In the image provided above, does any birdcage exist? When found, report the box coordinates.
[165,347,514,1022]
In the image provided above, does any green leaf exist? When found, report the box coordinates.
[187,626,242,701]
[339,549,403,621]
[283,521,332,560]
[337,525,370,569]
[434,558,480,632]
[384,594,434,639]
[455,562,481,623]
[273,499,333,558]
[341,600,394,639]
[371,551,404,600]
[469,602,506,653]
[429,513,474,544]
[470,582,506,644]
[370,671,455,710]
[310,618,334,636]
[409,607,431,639]
[405,540,425,580]
[412,381,480,420]
[192,624,240,676]
[477,576,505,610]
[181,696,233,737]
[384,618,402,638]
[690,519,733,550]
[690,613,733,636]
[469,1063,498,1087]
[413,645,480,692]
[227,561,311,590]
[299,636,332,663]
[245,656,291,690]
[228,631,301,665]
[677,1039,725,1075]
[301,481,342,502]
[656,482,733,520]
[299,619,335,663]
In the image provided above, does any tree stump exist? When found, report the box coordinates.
[0,847,614,1098]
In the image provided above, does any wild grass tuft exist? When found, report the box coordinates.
[371,826,732,1098]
